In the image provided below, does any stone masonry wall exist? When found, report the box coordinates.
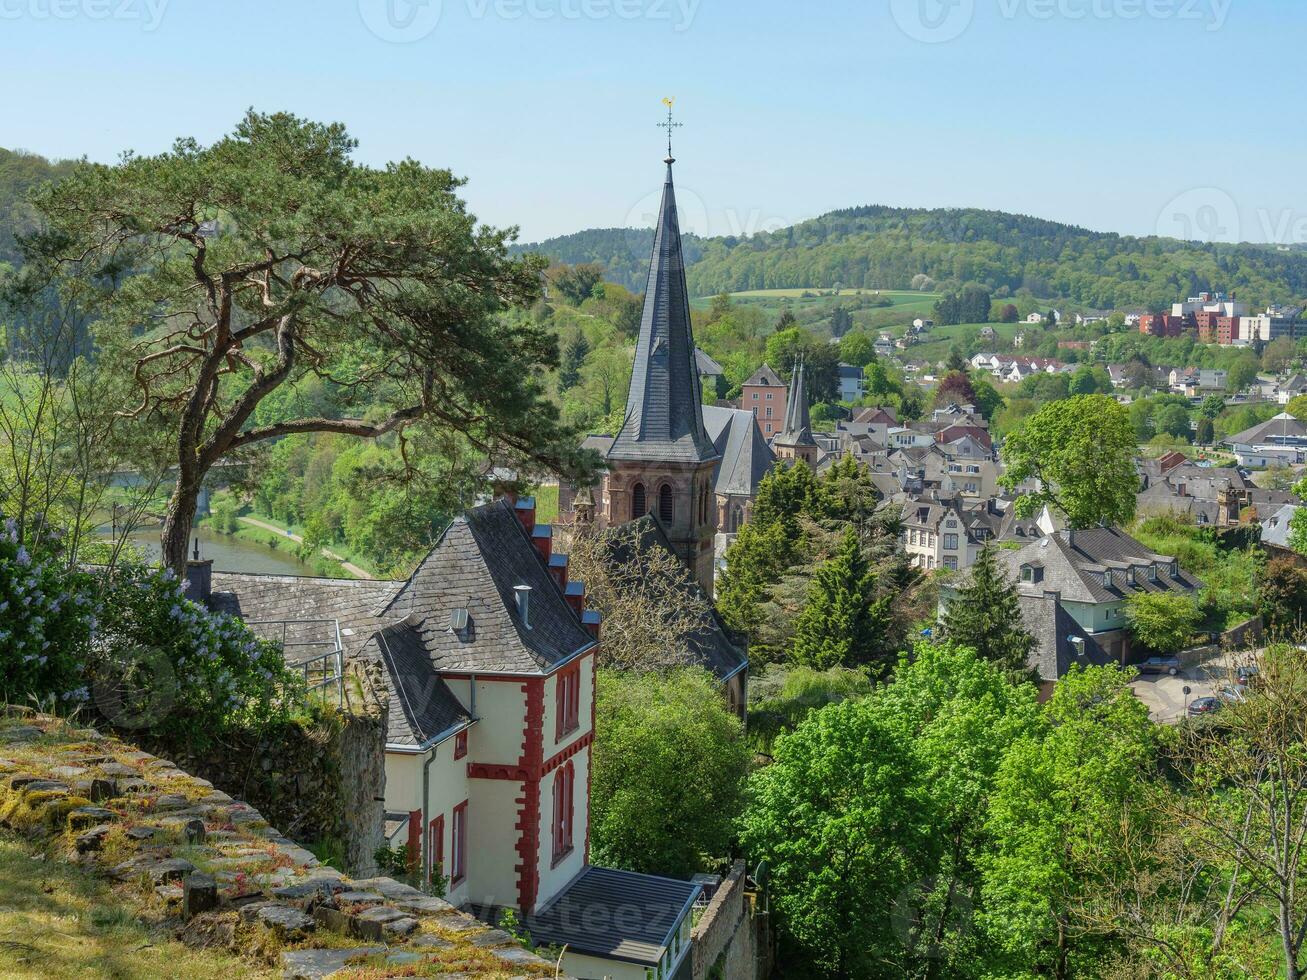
[0,706,566,979]
[692,860,760,980]
[141,680,386,876]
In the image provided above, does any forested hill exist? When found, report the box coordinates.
[0,147,78,268]
[521,205,1307,310]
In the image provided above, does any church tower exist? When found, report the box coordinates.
[772,359,820,467]
[603,143,720,594]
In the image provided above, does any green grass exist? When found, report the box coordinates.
[0,831,274,979]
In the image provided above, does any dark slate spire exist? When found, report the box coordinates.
[776,359,816,448]
[608,160,718,464]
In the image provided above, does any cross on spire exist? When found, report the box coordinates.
[658,97,681,163]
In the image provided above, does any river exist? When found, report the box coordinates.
[101,524,314,576]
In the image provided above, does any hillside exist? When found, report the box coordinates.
[522,206,1307,310]
[0,147,78,268]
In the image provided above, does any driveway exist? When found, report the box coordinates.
[1129,650,1247,724]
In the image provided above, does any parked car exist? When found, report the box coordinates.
[1218,684,1247,702]
[1236,664,1260,685]
[1188,696,1222,716]
[1140,656,1181,676]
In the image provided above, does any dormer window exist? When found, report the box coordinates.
[1104,571,1113,589]
[1020,564,1042,584]
[1149,565,1157,582]
[1170,561,1178,577]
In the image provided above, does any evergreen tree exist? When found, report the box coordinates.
[791,527,891,672]
[558,333,589,392]
[830,305,853,338]
[940,546,1035,676]
[775,308,798,332]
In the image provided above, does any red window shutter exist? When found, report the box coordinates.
[428,814,444,883]
[454,730,467,760]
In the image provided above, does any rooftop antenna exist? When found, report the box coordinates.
[658,96,681,163]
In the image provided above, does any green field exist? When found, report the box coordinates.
[691,287,942,336]
[901,321,1025,362]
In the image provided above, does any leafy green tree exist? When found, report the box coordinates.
[706,290,733,323]
[591,668,749,878]
[547,262,605,305]
[16,111,592,574]
[791,526,892,672]
[980,666,1160,977]
[839,331,876,367]
[1226,354,1260,392]
[739,694,927,978]
[1000,394,1138,528]
[1259,557,1307,629]
[1152,402,1193,441]
[1125,591,1201,654]
[1200,394,1226,419]
[970,377,1004,420]
[1263,337,1296,373]
[765,326,841,402]
[941,546,1036,677]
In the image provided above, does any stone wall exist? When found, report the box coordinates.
[692,860,763,980]
[140,674,386,876]
[0,706,565,978]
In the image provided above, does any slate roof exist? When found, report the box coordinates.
[996,528,1200,604]
[1225,412,1307,447]
[743,363,783,387]
[364,618,473,749]
[695,348,724,377]
[595,516,748,682]
[1261,504,1299,549]
[608,161,718,465]
[372,499,596,675]
[524,865,700,965]
[1018,594,1114,682]
[207,573,400,659]
[703,405,776,498]
[774,359,816,448]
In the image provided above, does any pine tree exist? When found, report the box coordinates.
[940,546,1035,676]
[791,527,890,671]
[558,333,589,392]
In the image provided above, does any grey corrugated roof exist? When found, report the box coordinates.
[703,405,775,498]
[374,499,595,675]
[608,162,718,465]
[525,865,700,965]
[595,516,747,682]
[364,620,472,748]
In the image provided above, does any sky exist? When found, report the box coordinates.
[4,0,1305,245]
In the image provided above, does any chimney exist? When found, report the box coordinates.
[548,552,569,590]
[183,537,213,606]
[582,609,601,640]
[514,496,536,532]
[531,523,553,562]
[565,580,586,614]
[513,585,532,629]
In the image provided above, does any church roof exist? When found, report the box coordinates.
[607,160,718,465]
[703,404,776,498]
[774,360,817,448]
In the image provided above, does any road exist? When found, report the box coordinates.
[237,516,373,580]
[1129,649,1252,724]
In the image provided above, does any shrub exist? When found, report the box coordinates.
[1126,591,1202,654]
[0,517,94,709]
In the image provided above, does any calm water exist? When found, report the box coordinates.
[100,525,313,576]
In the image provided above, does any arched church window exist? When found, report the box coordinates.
[659,483,674,524]
[731,506,743,533]
[631,483,646,520]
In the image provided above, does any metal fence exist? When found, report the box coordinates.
[246,618,345,709]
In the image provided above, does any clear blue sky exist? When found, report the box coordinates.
[4,0,1305,244]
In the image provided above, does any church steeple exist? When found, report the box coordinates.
[607,156,718,465]
[774,359,818,465]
